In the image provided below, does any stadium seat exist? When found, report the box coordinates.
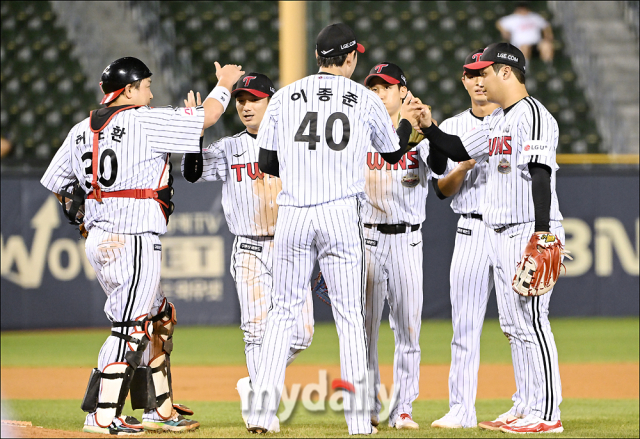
[1,1,96,162]
[328,0,602,153]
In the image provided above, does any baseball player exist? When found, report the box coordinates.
[40,57,244,435]
[361,62,438,430]
[419,43,565,434]
[429,50,500,430]
[180,73,314,433]
[245,23,423,435]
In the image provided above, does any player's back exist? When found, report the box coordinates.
[45,105,203,235]
[259,73,398,207]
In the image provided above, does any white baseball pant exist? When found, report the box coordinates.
[247,195,372,434]
[364,226,423,426]
[447,216,494,427]
[231,235,314,384]
[488,220,564,422]
[83,227,166,426]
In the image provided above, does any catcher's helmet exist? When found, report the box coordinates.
[100,57,152,105]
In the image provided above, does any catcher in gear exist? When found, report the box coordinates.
[40,56,244,435]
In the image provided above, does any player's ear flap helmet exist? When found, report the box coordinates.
[100,57,152,105]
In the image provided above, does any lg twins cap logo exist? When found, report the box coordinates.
[471,52,483,62]
[243,76,257,87]
[497,52,519,62]
[340,40,356,50]
[374,64,389,73]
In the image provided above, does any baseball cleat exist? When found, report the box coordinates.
[431,413,464,429]
[478,410,520,431]
[247,424,268,434]
[142,414,200,432]
[237,376,252,427]
[83,416,144,436]
[394,413,419,430]
[500,414,563,434]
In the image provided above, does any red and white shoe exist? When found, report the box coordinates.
[394,413,419,430]
[500,414,563,434]
[478,410,521,431]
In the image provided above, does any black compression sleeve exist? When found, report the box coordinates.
[258,148,280,177]
[529,163,552,232]
[431,178,448,200]
[183,137,204,183]
[381,119,412,164]
[422,123,472,162]
[427,146,448,176]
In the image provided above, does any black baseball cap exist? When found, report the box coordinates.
[364,62,407,87]
[463,42,526,74]
[231,73,276,98]
[463,49,486,75]
[316,23,365,57]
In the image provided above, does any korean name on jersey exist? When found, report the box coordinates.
[257,74,399,207]
[41,106,204,235]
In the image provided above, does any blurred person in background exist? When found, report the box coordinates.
[1,136,12,158]
[496,2,554,64]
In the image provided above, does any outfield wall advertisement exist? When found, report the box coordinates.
[1,171,638,330]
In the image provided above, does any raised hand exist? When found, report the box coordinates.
[215,61,245,90]
[184,90,202,108]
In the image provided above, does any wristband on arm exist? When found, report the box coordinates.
[206,86,231,112]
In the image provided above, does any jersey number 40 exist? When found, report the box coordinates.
[294,111,351,151]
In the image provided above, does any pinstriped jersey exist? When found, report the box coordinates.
[258,73,400,207]
[41,105,205,234]
[180,130,280,237]
[361,137,431,225]
[461,96,563,228]
[439,109,488,215]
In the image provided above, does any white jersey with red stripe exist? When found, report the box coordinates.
[361,142,431,224]
[439,109,488,215]
[257,73,400,207]
[41,105,205,235]
[180,130,280,237]
[460,96,563,228]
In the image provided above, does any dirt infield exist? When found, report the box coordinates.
[2,363,638,401]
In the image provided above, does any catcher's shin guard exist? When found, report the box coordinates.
[130,300,193,418]
[81,316,152,427]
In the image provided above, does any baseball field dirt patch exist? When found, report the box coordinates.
[2,363,638,401]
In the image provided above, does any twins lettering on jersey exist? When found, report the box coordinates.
[366,151,419,171]
[230,162,278,182]
[488,135,512,156]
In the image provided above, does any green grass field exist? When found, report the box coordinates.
[2,318,638,367]
[2,318,639,437]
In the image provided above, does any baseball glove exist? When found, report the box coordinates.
[59,181,88,239]
[512,233,572,297]
[312,272,331,306]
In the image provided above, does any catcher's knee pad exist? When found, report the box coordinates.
[81,316,152,427]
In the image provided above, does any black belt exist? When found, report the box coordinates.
[494,224,516,233]
[364,224,420,234]
[463,213,483,221]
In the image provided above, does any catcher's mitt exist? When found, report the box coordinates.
[59,181,89,239]
[512,233,572,297]
[312,272,331,306]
